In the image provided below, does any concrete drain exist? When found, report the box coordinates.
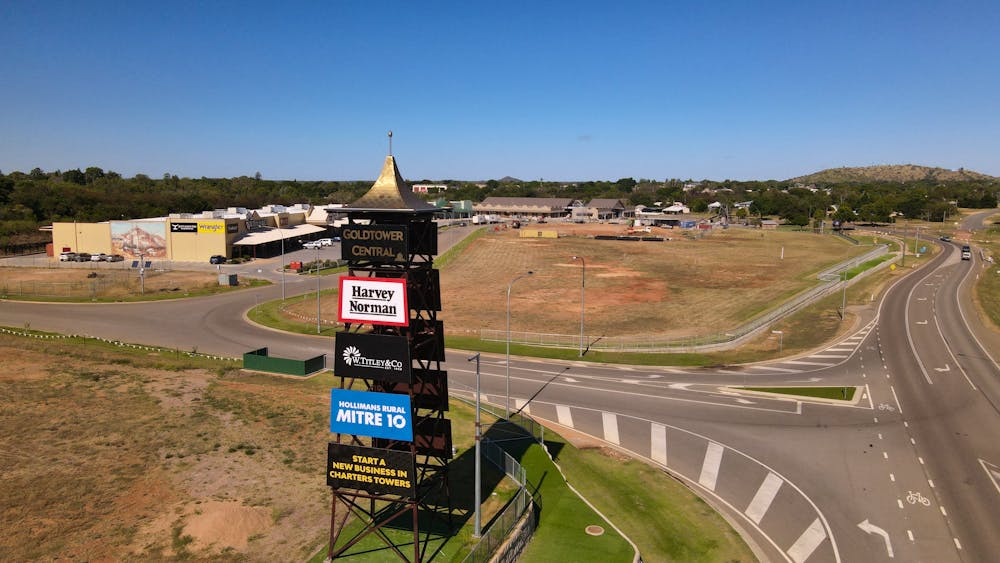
[585,525,605,536]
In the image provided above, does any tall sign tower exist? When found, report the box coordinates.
[326,144,452,561]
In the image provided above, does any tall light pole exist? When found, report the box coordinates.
[279,226,286,300]
[840,270,848,320]
[299,239,321,333]
[506,271,533,419]
[467,353,482,538]
[571,256,585,356]
[314,244,321,334]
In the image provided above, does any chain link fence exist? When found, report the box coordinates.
[482,244,889,352]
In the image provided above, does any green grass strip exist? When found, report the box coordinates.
[738,386,856,401]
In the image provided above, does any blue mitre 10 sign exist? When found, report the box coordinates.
[330,388,413,442]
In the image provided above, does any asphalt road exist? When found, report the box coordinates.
[2,215,998,562]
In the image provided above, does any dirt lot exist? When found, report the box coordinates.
[0,335,333,561]
[0,267,241,300]
[435,224,868,338]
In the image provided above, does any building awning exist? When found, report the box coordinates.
[233,224,326,246]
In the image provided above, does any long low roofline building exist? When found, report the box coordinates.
[50,203,334,263]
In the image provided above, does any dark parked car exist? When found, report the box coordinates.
[209,255,227,264]
[74,253,92,262]
[107,254,124,262]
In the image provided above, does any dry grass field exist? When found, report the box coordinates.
[0,267,225,299]
[0,335,333,561]
[437,224,868,338]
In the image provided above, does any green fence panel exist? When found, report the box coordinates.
[243,348,326,376]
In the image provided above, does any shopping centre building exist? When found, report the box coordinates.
[50,204,337,262]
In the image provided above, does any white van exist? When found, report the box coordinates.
[317,238,335,246]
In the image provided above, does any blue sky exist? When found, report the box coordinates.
[2,1,998,181]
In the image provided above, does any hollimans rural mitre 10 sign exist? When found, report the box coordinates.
[330,388,413,442]
[338,277,408,327]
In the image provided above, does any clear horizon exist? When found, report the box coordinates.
[2,1,998,182]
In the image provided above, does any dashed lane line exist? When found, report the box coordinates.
[781,360,836,366]
[650,423,667,466]
[699,442,724,491]
[556,405,573,428]
[787,517,828,563]
[602,412,620,445]
[745,472,784,525]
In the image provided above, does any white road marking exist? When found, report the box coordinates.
[698,442,724,491]
[787,517,827,563]
[907,530,914,541]
[810,354,850,359]
[745,472,783,524]
[903,421,908,428]
[745,365,801,373]
[910,437,916,445]
[897,499,904,509]
[556,405,574,427]
[515,399,529,413]
[650,423,666,466]
[602,412,620,444]
[915,320,928,325]
[928,479,934,488]
[878,433,883,440]
[978,458,1000,497]
[890,473,895,482]
[933,364,950,372]
[954,538,962,550]
[890,386,903,414]
[919,456,924,465]
[940,506,947,516]
[826,347,855,352]
[782,360,835,366]
[563,376,579,383]
[857,519,894,558]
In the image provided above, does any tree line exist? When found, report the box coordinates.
[1,166,997,244]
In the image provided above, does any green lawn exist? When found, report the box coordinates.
[738,386,856,401]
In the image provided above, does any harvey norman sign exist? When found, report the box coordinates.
[341,224,407,263]
[338,277,408,327]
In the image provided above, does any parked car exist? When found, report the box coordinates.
[302,240,322,249]
[91,253,108,262]
[74,253,92,262]
[940,235,951,242]
[59,252,77,261]
[316,238,335,246]
[107,254,124,262]
[209,255,227,264]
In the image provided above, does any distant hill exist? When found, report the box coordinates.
[498,176,522,183]
[790,164,995,184]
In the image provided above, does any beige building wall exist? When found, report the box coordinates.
[167,220,230,261]
[51,222,112,254]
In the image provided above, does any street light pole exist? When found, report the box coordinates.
[571,256,585,357]
[315,245,321,334]
[506,271,533,419]
[841,270,848,320]
[467,353,482,538]
[279,226,285,300]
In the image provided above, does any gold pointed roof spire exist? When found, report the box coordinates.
[346,154,439,213]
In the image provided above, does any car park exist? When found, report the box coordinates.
[209,255,227,264]
[59,252,77,261]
